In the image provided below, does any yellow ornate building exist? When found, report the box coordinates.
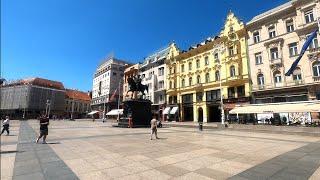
[166,12,250,123]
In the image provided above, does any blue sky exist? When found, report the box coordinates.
[1,0,287,91]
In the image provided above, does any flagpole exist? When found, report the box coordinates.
[117,80,121,121]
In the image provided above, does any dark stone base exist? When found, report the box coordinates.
[119,99,152,128]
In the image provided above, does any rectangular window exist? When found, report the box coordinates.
[289,42,298,57]
[158,68,164,76]
[188,62,192,71]
[237,86,245,97]
[181,64,185,72]
[253,32,260,43]
[308,34,319,49]
[196,60,200,68]
[158,81,164,89]
[159,95,163,102]
[270,48,279,60]
[205,56,209,65]
[229,46,234,56]
[196,92,203,102]
[305,10,314,24]
[268,26,276,38]
[255,52,262,64]
[182,94,193,103]
[228,87,235,98]
[286,19,294,32]
[206,90,220,101]
[214,53,219,62]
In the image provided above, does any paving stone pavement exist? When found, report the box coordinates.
[1,119,320,180]
[12,121,78,180]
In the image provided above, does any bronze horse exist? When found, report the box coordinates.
[126,77,149,99]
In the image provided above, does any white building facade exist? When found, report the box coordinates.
[91,57,130,115]
[139,43,179,115]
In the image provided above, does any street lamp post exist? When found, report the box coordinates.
[46,99,51,118]
[102,96,106,122]
[117,80,121,121]
[218,45,225,125]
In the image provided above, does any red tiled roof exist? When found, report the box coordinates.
[65,89,91,101]
[22,78,65,90]
[3,77,65,90]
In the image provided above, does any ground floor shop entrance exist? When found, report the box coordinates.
[183,106,193,121]
[207,105,221,122]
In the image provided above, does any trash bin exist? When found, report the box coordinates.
[199,122,203,131]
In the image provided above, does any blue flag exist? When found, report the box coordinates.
[285,29,318,76]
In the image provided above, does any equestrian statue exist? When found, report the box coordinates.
[126,75,148,99]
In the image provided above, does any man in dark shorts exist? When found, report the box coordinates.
[36,115,49,144]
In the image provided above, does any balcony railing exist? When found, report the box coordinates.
[309,47,320,53]
[226,54,241,62]
[252,80,306,91]
[269,58,282,66]
[314,76,320,82]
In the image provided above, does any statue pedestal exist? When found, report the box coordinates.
[118,99,152,128]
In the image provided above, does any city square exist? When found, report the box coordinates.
[1,0,320,179]
[1,120,320,180]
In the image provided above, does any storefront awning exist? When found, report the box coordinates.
[170,107,179,114]
[230,101,320,114]
[163,107,171,114]
[88,110,99,115]
[106,109,123,116]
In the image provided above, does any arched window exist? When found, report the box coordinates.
[215,71,220,81]
[181,79,185,87]
[313,62,320,77]
[293,68,302,81]
[257,74,264,85]
[273,71,282,86]
[197,75,201,84]
[205,73,210,83]
[230,65,236,77]
[189,77,192,86]
[188,62,192,71]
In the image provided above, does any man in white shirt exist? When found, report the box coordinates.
[150,115,159,140]
[1,116,10,136]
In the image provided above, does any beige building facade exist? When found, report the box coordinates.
[247,0,320,120]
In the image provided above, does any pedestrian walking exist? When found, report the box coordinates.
[36,115,49,144]
[1,116,10,136]
[150,115,159,140]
